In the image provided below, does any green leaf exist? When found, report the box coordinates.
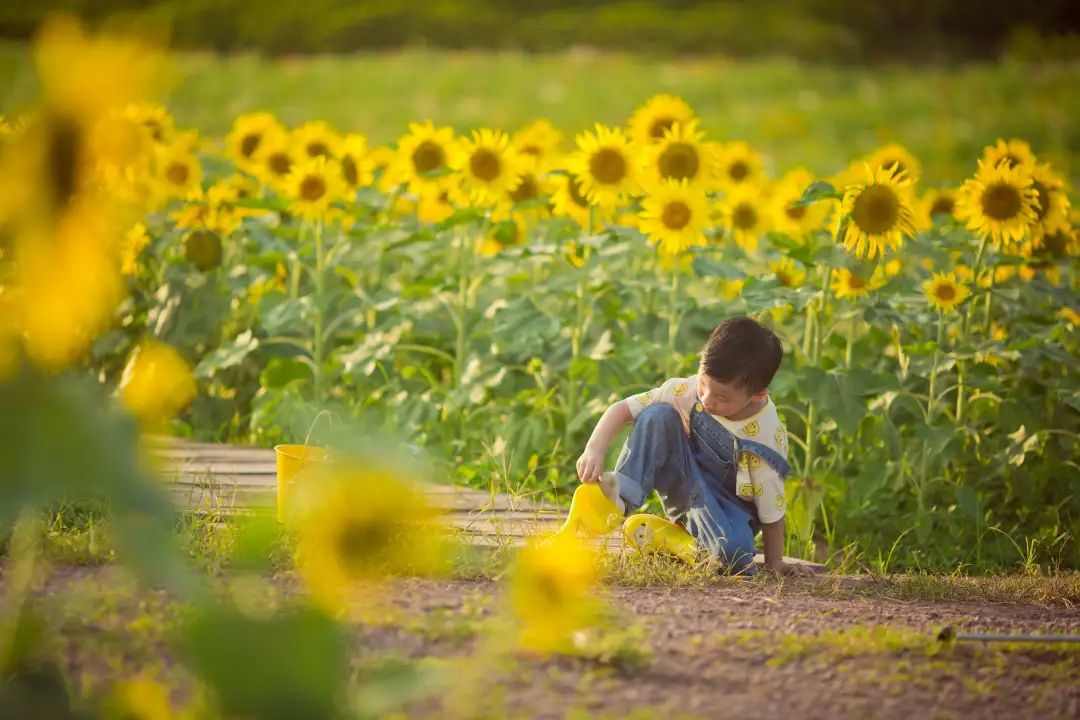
[791,180,841,207]
[195,330,260,379]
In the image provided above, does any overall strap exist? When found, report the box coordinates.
[736,437,792,479]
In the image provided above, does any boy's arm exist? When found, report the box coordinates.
[761,517,817,576]
[576,400,633,482]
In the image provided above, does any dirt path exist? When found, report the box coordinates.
[21,567,1080,719]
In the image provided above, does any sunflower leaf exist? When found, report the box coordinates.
[791,180,841,207]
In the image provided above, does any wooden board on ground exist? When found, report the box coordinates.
[150,436,825,570]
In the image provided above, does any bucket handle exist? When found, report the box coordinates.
[300,409,333,464]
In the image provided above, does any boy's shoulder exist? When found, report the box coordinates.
[625,375,699,419]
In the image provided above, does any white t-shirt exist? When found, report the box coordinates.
[623,374,788,524]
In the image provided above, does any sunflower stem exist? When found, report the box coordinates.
[956,234,989,423]
[313,218,326,406]
[668,253,682,352]
[927,311,945,423]
[564,243,593,449]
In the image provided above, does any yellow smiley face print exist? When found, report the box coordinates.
[775,428,787,447]
[738,450,751,468]
[743,420,760,437]
[752,483,764,497]
[673,382,688,396]
[694,402,704,413]
[637,390,653,406]
[737,483,754,498]
[775,493,785,510]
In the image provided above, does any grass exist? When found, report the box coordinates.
[1,44,1078,181]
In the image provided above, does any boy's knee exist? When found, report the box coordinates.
[635,403,683,437]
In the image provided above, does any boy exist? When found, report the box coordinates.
[576,316,811,576]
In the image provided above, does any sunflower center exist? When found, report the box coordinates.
[569,178,589,208]
[337,519,393,570]
[510,174,539,203]
[934,283,957,302]
[658,142,700,181]
[269,152,292,176]
[852,184,899,235]
[930,196,955,216]
[649,117,675,139]
[299,175,327,202]
[728,161,749,182]
[1041,231,1067,258]
[849,275,867,290]
[521,144,541,157]
[785,205,807,221]
[166,161,190,187]
[46,118,80,208]
[980,182,1022,221]
[1031,180,1049,222]
[732,203,758,230]
[589,148,627,185]
[661,201,692,230]
[240,132,261,158]
[341,156,358,186]
[470,149,501,182]
[412,140,446,174]
[307,142,330,158]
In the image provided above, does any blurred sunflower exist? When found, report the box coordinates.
[717,141,764,188]
[839,164,915,260]
[640,120,717,191]
[568,123,638,208]
[551,174,609,228]
[512,118,563,170]
[864,143,922,183]
[120,222,149,275]
[154,143,201,198]
[454,128,524,206]
[720,277,745,301]
[627,93,696,146]
[291,462,448,615]
[718,184,771,254]
[387,120,461,195]
[981,138,1036,170]
[916,187,958,230]
[479,213,527,256]
[118,341,196,430]
[496,168,551,223]
[768,257,806,288]
[639,179,710,256]
[831,266,886,300]
[285,155,346,222]
[104,675,176,720]
[338,133,375,192]
[510,532,600,654]
[226,112,285,172]
[417,182,468,225]
[253,131,298,190]
[955,159,1039,249]
[292,120,341,160]
[87,110,155,190]
[1060,307,1080,327]
[923,271,970,313]
[770,168,832,239]
[1027,163,1072,247]
[122,102,172,144]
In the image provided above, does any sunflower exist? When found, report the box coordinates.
[981,138,1036,170]
[716,141,764,188]
[285,156,346,222]
[292,120,341,160]
[770,167,832,239]
[923,271,971,313]
[768,257,806,288]
[916,187,958,229]
[510,532,600,654]
[628,93,696,146]
[864,143,922,183]
[568,123,638,208]
[417,182,468,225]
[252,131,298,190]
[718,183,772,254]
[479,213,528,256]
[551,173,610,228]
[1027,163,1072,247]
[955,159,1039,249]
[386,120,461,195]
[120,222,149,275]
[495,168,551,223]
[121,102,172,144]
[454,128,524,206]
[87,110,154,187]
[511,119,563,170]
[118,341,196,430]
[291,461,448,615]
[639,179,710,256]
[154,143,201,198]
[839,164,915,260]
[338,133,375,191]
[640,120,717,191]
[226,112,285,172]
[831,266,886,300]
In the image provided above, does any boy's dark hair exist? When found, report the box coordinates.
[699,316,783,393]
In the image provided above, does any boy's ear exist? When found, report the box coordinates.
[752,390,769,400]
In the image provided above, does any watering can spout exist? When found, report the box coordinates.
[555,482,623,538]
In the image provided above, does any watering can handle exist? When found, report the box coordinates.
[301,409,333,453]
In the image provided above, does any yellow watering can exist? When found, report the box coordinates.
[274,443,328,521]
[554,482,623,537]
[622,513,699,564]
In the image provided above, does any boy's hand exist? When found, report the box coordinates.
[575,447,605,483]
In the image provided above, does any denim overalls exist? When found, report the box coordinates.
[613,401,791,574]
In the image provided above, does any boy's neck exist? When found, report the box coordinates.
[723,394,768,421]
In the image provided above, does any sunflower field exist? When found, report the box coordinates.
[2,17,1078,577]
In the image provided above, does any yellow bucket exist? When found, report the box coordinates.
[274,444,328,521]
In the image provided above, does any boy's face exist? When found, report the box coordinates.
[697,371,766,419]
